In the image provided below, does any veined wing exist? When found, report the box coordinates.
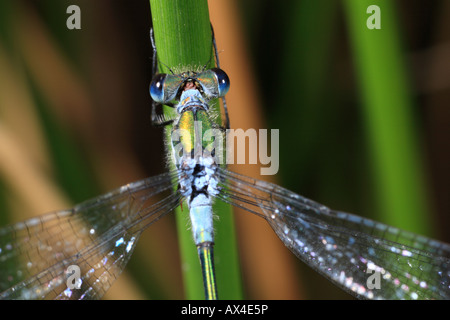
[0,171,181,300]
[215,167,450,299]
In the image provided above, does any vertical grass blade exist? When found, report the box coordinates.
[149,0,242,299]
[343,0,432,235]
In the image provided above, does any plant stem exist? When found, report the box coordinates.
[149,0,242,299]
[343,0,432,235]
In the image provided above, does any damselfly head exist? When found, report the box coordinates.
[149,68,230,104]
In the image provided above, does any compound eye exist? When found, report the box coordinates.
[149,73,167,103]
[211,68,230,97]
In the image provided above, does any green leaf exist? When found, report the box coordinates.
[343,0,431,235]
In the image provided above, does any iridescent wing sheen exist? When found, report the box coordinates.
[0,171,181,300]
[215,167,450,299]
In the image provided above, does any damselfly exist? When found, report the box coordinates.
[0,27,449,301]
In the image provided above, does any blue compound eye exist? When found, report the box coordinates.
[211,68,230,97]
[149,73,167,103]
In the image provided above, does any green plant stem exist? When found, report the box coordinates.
[149,0,242,299]
[343,0,432,235]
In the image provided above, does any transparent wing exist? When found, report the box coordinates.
[215,167,450,300]
[0,171,181,300]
